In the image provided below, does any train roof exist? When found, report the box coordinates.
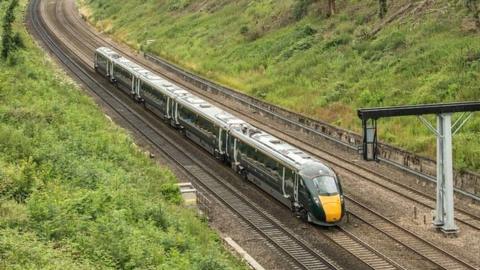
[99,47,246,129]
[230,125,322,170]
[96,47,121,59]
[177,93,246,128]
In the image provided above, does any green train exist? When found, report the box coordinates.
[95,47,345,225]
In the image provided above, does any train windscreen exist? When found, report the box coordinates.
[312,176,338,196]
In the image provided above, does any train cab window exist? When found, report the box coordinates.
[312,176,339,196]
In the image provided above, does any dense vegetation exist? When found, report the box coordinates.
[0,1,244,268]
[80,0,480,171]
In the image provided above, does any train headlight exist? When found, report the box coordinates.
[340,195,344,204]
[314,197,320,205]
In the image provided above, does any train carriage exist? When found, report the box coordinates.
[138,75,172,120]
[94,47,345,226]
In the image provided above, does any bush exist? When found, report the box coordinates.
[239,25,249,35]
[324,33,352,49]
[293,0,312,21]
[0,1,244,269]
[372,31,407,52]
[1,0,21,60]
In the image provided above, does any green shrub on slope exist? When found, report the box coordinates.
[0,1,244,269]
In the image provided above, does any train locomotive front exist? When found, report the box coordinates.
[296,162,345,226]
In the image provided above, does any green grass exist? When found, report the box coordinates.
[80,0,480,172]
[0,1,245,269]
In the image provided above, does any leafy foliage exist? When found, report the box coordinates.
[0,1,245,269]
[293,0,312,21]
[1,0,23,60]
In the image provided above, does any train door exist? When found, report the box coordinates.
[170,102,179,127]
[232,138,239,171]
[217,128,227,157]
[225,132,230,159]
[282,168,290,198]
[166,98,171,119]
[293,173,299,204]
[135,77,141,100]
[106,60,111,77]
[298,178,310,208]
[131,76,136,96]
[109,62,115,81]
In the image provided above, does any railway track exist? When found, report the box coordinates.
[345,197,478,270]
[322,227,405,270]
[57,0,480,233]
[27,1,346,269]
[28,0,480,269]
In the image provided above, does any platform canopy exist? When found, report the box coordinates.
[358,101,480,120]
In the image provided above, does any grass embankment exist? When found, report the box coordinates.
[80,0,480,171]
[0,1,244,269]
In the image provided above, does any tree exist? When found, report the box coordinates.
[379,0,388,19]
[2,0,20,59]
[327,0,336,17]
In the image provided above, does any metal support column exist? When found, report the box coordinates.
[433,114,445,228]
[362,118,378,161]
[433,113,458,233]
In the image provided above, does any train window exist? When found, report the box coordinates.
[196,116,214,135]
[142,83,166,104]
[114,66,131,84]
[239,142,255,161]
[284,169,294,189]
[179,106,197,123]
[285,169,293,181]
[96,54,107,69]
[312,176,338,196]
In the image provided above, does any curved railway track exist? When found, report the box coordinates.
[28,0,480,269]
[345,197,478,270]
[57,0,480,233]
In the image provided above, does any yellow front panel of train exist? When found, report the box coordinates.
[319,195,342,222]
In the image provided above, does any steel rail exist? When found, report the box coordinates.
[324,226,406,270]
[345,197,479,270]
